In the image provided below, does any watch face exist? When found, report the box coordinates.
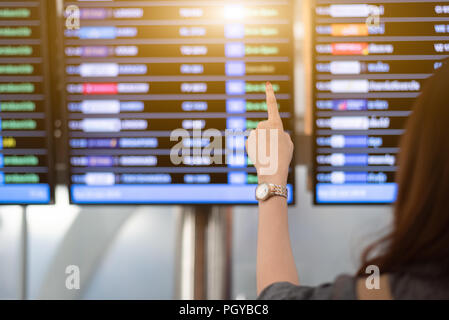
[256,184,269,200]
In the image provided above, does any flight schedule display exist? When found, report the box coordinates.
[0,0,54,204]
[312,1,448,204]
[62,1,295,204]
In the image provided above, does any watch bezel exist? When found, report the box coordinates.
[255,183,271,201]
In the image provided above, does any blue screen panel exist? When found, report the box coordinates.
[0,0,54,204]
[63,0,296,204]
[312,1,441,204]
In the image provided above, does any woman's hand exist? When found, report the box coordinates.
[246,82,294,185]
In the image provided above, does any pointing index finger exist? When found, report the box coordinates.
[266,82,283,129]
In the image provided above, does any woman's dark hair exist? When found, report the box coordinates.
[358,60,449,277]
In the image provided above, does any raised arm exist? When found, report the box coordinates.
[246,82,299,295]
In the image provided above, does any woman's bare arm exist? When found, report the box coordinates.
[257,191,299,295]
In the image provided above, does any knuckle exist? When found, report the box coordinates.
[257,121,268,129]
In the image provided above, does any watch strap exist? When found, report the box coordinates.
[269,183,288,199]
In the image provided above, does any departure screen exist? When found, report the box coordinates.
[312,1,447,204]
[0,0,54,204]
[62,0,295,204]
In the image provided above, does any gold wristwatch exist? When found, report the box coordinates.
[255,183,288,201]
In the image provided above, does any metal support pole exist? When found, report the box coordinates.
[175,207,195,299]
[176,206,232,300]
[21,205,28,300]
[206,207,232,300]
[193,206,209,300]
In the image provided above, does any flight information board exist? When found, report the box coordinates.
[0,0,54,204]
[62,0,295,204]
[312,0,448,204]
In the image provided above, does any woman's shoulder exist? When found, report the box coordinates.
[389,269,449,299]
[258,269,449,300]
[258,274,357,300]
